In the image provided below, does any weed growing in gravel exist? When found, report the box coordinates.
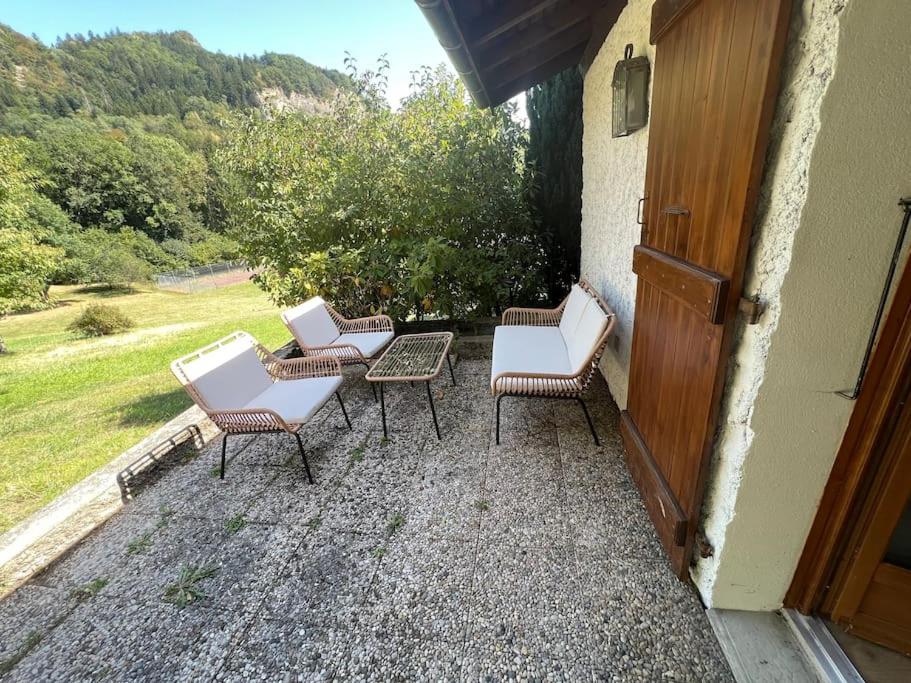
[127,531,153,554]
[70,578,108,602]
[163,564,219,608]
[475,499,490,512]
[156,505,175,529]
[0,631,42,675]
[349,444,366,463]
[225,514,247,535]
[386,512,406,536]
[379,436,390,447]
[371,545,386,559]
[307,516,322,531]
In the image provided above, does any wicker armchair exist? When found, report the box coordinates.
[491,279,616,445]
[282,297,394,401]
[171,331,351,482]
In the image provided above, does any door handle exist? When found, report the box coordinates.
[661,205,690,217]
[637,196,647,225]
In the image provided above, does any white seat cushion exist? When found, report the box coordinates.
[283,297,341,347]
[183,338,273,411]
[565,300,609,373]
[490,325,571,390]
[559,284,590,341]
[335,331,394,358]
[244,375,342,424]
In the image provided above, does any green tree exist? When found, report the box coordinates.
[217,62,545,321]
[526,67,584,303]
[0,136,62,313]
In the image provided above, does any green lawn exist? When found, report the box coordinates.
[0,282,290,533]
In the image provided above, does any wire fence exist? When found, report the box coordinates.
[154,261,252,294]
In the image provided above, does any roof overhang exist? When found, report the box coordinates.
[415,0,626,108]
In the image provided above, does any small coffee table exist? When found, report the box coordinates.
[365,332,456,440]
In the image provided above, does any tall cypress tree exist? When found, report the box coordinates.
[526,67,583,304]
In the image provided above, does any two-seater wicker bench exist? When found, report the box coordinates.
[490,279,616,445]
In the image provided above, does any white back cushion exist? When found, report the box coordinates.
[566,300,609,373]
[284,297,340,347]
[559,285,590,341]
[182,337,272,411]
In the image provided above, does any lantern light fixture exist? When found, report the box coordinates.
[612,43,650,138]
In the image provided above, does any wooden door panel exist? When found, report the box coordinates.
[851,564,911,654]
[621,0,791,577]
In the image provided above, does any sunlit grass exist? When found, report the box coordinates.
[0,281,289,532]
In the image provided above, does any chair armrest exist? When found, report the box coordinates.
[501,306,562,327]
[336,313,394,334]
[208,408,293,432]
[263,353,343,380]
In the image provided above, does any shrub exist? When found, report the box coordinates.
[217,63,546,321]
[68,303,135,337]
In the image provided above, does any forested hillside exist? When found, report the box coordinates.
[0,25,348,117]
[0,24,348,313]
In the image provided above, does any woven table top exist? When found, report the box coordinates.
[365,332,453,382]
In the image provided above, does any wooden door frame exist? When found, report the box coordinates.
[786,247,911,614]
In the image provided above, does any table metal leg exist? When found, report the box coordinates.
[426,381,441,440]
[379,382,387,438]
[446,353,456,386]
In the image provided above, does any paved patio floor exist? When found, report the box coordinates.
[0,359,732,682]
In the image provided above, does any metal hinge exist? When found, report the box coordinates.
[738,297,765,325]
[695,532,715,559]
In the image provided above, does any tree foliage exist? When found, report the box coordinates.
[218,63,546,320]
[0,25,349,118]
[526,68,584,302]
[0,136,62,314]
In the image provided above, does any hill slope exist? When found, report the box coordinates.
[0,24,349,117]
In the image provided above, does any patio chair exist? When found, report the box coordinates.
[491,279,616,445]
[281,296,394,399]
[171,331,351,482]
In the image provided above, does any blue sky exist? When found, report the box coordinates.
[0,0,457,108]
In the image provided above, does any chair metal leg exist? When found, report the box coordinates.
[426,381,441,440]
[379,382,388,438]
[220,434,228,480]
[495,395,503,445]
[576,398,600,446]
[446,353,456,386]
[293,432,314,484]
[362,362,377,402]
[335,391,352,430]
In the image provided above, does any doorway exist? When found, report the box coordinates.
[787,201,911,667]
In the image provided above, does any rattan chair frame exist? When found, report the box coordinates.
[491,279,616,445]
[281,302,395,367]
[171,331,351,481]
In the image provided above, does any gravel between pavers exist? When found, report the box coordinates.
[0,361,732,682]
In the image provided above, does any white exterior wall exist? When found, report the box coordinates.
[581,0,911,609]
[580,0,654,411]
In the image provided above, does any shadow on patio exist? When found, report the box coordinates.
[0,356,731,681]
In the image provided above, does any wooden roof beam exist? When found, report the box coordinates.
[480,20,592,84]
[476,11,588,72]
[467,0,564,48]
[488,42,587,106]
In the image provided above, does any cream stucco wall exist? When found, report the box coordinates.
[581,0,911,609]
[580,0,654,410]
[693,0,911,609]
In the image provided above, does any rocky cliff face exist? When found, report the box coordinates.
[254,87,334,115]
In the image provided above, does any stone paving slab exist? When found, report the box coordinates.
[5,596,246,682]
[0,360,732,682]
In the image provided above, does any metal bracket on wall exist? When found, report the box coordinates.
[738,297,765,325]
[837,197,911,400]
